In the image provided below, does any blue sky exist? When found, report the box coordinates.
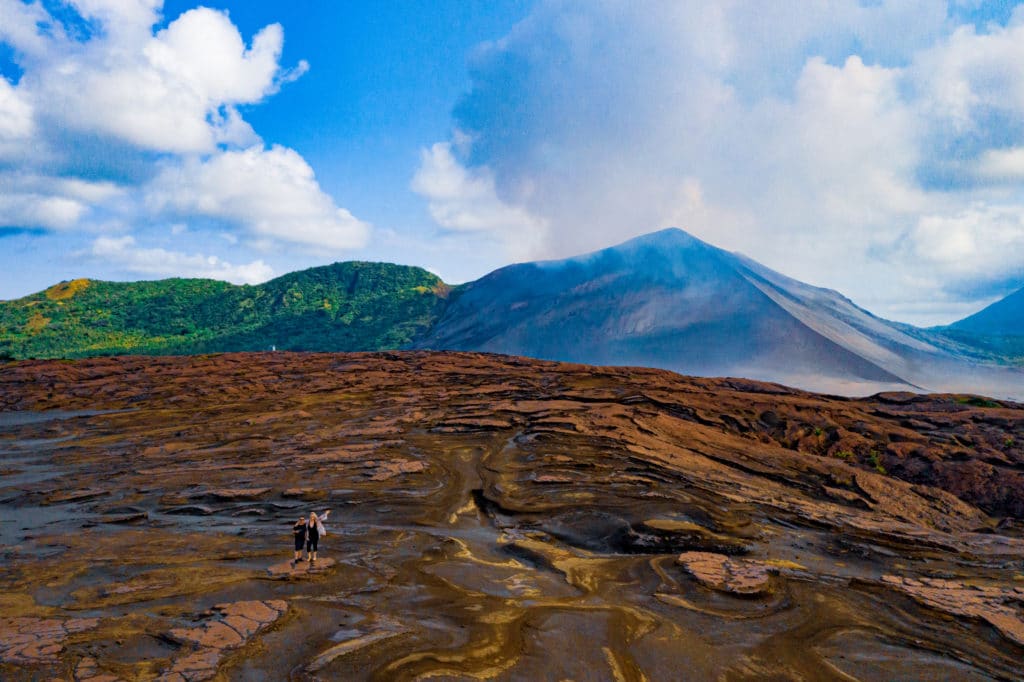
[1,0,1023,326]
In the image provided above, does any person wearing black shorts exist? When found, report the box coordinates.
[291,517,307,567]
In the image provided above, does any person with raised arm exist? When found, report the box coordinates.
[306,509,331,565]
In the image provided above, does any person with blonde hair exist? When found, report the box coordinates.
[306,509,331,564]
[290,516,307,568]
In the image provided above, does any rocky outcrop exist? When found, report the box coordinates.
[159,600,288,681]
[266,557,337,579]
[880,575,1024,647]
[0,617,98,664]
[74,656,123,682]
[677,552,774,596]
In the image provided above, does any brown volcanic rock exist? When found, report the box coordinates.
[677,552,774,595]
[205,487,271,500]
[266,557,337,579]
[3,352,1020,516]
[167,600,287,649]
[0,616,98,664]
[880,575,1024,647]
[74,656,124,682]
[1,351,1023,680]
[156,648,221,682]
[161,600,288,681]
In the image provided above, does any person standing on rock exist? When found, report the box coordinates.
[307,510,331,564]
[291,516,308,567]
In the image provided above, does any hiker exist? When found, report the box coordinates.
[291,516,307,567]
[307,509,331,564]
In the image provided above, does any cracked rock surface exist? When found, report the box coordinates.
[677,552,774,595]
[0,617,98,665]
[158,600,287,681]
[1,351,1023,680]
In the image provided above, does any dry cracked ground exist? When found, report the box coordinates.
[1,351,1023,681]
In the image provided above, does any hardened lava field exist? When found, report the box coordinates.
[1,351,1023,681]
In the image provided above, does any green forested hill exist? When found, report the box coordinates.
[0,262,450,359]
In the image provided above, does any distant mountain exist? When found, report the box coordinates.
[416,228,1023,397]
[931,286,1024,366]
[0,262,448,359]
[949,286,1024,335]
[3,228,1021,398]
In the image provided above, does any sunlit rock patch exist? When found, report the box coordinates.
[0,616,98,664]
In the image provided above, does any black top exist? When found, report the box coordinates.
[293,521,307,541]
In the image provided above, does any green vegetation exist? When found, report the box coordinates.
[867,450,887,475]
[0,262,451,359]
[931,329,1024,367]
[1006,437,1016,449]
[831,448,887,475]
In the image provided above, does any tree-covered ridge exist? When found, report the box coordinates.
[0,262,450,359]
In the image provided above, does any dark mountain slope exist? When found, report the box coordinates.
[417,228,1024,397]
[416,229,916,393]
[951,286,1024,336]
[920,286,1024,367]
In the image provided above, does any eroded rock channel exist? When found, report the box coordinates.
[1,351,1022,680]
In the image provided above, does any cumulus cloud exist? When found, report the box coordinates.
[0,0,365,265]
[11,2,288,154]
[147,145,370,250]
[91,235,274,283]
[48,7,284,152]
[419,0,1024,324]
[412,140,547,259]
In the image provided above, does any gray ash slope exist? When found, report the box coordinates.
[417,228,1023,398]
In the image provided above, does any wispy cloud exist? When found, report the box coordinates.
[412,139,547,260]
[90,234,273,283]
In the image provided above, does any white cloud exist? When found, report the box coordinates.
[0,193,86,231]
[0,0,369,272]
[0,172,111,230]
[977,147,1024,180]
[147,145,371,250]
[0,0,52,58]
[912,19,1024,132]
[70,0,162,36]
[91,234,274,283]
[0,77,33,157]
[34,6,287,153]
[411,141,548,259]
[908,205,1024,276]
[425,0,1024,324]
[0,78,30,134]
